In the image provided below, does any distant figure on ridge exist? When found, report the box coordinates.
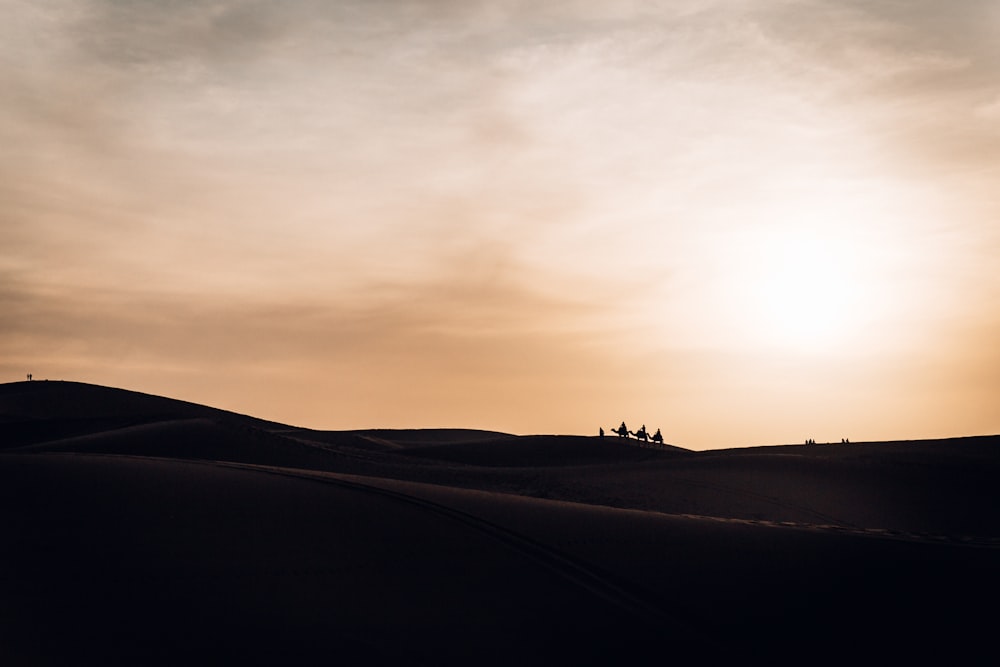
[599,427,605,439]
[610,422,630,439]
[651,428,663,444]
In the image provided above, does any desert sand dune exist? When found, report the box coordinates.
[2,380,998,664]
[347,428,516,446]
[0,454,684,665]
[0,379,287,428]
[397,434,687,467]
[280,427,514,453]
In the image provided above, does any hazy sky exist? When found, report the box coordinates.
[3,0,999,448]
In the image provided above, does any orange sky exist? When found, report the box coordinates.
[3,1,999,449]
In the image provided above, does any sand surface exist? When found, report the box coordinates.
[2,381,998,664]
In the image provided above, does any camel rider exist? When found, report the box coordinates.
[619,421,627,436]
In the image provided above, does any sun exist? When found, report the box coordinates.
[744,232,865,351]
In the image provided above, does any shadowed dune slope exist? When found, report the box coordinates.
[2,454,998,665]
[3,381,999,535]
[0,381,682,469]
[0,381,516,466]
[0,380,286,429]
[525,442,1000,537]
[2,381,999,664]
[398,434,689,467]
[0,454,670,665]
[285,427,515,453]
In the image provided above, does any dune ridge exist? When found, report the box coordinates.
[2,380,998,664]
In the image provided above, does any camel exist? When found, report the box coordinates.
[629,425,649,442]
[610,423,630,439]
[651,429,663,444]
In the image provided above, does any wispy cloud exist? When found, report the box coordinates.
[3,0,998,445]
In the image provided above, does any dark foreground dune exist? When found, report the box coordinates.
[2,381,998,665]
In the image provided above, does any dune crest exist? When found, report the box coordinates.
[2,380,998,664]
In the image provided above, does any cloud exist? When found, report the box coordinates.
[0,252,632,432]
[3,0,999,444]
[5,0,997,289]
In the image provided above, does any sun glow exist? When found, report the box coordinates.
[743,231,868,351]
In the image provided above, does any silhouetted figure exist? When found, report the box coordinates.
[599,427,605,439]
[611,422,630,439]
[651,428,663,444]
[629,425,649,443]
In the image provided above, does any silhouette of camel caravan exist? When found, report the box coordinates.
[609,423,664,444]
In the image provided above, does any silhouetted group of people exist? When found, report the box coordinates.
[804,438,851,445]
[603,422,664,444]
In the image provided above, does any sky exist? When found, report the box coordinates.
[2,0,999,449]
